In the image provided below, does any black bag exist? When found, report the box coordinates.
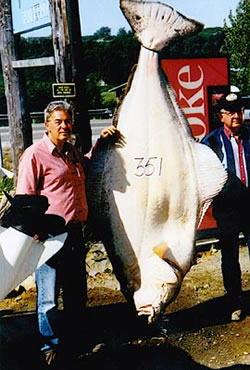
[1,193,66,240]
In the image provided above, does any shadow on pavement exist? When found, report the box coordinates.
[0,291,249,370]
[164,290,250,334]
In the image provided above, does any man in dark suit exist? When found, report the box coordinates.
[202,92,249,321]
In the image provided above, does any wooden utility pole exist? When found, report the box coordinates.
[0,0,28,181]
[66,0,92,154]
[49,0,71,82]
[14,34,33,150]
[49,0,92,153]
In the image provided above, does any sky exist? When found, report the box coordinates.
[79,0,240,36]
[27,0,240,37]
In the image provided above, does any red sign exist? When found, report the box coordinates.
[161,58,229,141]
[161,58,229,231]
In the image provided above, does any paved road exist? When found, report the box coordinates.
[0,119,112,148]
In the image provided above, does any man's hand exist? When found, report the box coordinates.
[100,125,119,139]
[100,125,126,147]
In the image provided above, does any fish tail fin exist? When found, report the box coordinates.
[120,0,204,51]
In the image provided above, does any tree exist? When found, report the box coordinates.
[93,27,111,39]
[116,27,128,37]
[220,0,250,95]
[0,26,230,115]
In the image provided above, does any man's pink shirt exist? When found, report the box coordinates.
[16,134,88,224]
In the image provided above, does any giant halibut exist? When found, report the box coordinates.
[86,0,227,323]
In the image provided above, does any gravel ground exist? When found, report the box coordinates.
[0,244,249,370]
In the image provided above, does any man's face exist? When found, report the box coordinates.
[45,109,72,146]
[219,108,244,133]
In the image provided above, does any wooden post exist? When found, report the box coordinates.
[14,34,33,150]
[49,0,92,153]
[66,0,92,154]
[49,0,71,82]
[0,0,25,182]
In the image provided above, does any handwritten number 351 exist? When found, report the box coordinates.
[134,157,163,177]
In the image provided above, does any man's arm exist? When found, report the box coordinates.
[16,150,39,194]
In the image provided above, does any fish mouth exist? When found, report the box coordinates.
[137,304,159,324]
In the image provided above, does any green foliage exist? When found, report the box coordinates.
[0,177,14,198]
[93,27,111,39]
[25,67,55,112]
[0,37,55,114]
[82,31,139,86]
[160,28,225,59]
[101,91,117,109]
[85,73,103,108]
[220,0,250,95]
[1,21,244,113]
[116,27,128,37]
[20,37,53,58]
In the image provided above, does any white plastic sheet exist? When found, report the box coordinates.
[0,226,67,302]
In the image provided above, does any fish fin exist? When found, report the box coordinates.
[120,0,203,51]
[193,142,228,226]
[153,241,169,259]
[153,242,184,282]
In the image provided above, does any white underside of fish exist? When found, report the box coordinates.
[87,47,226,322]
[86,1,227,323]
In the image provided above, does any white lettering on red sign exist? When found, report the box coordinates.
[177,65,206,140]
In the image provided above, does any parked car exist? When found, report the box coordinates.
[88,108,113,119]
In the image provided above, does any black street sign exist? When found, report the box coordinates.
[52,83,76,98]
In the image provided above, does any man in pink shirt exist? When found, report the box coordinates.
[16,100,118,366]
